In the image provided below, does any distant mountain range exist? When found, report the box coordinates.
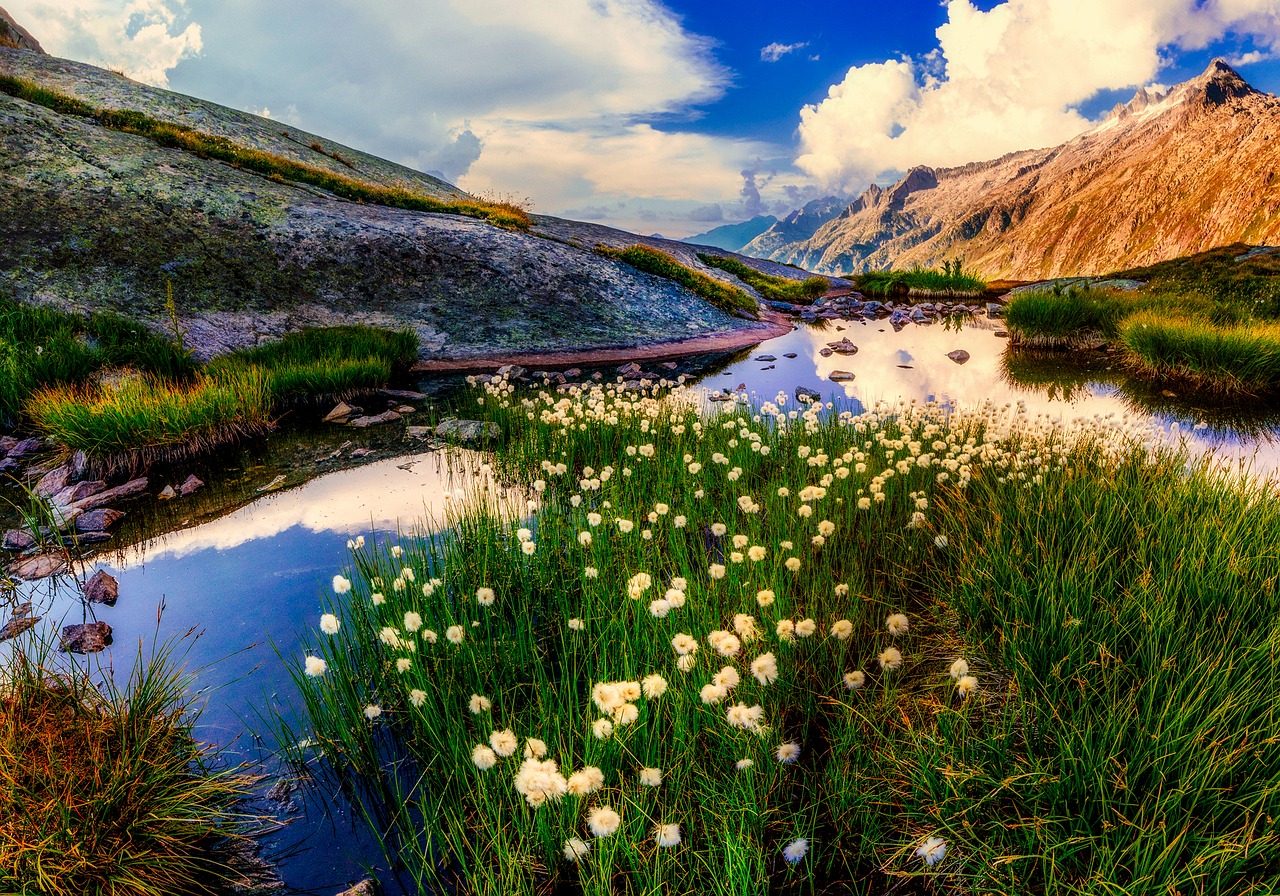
[743,60,1280,279]
[682,215,777,253]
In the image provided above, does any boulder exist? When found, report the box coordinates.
[0,604,40,643]
[349,410,402,428]
[68,477,148,513]
[380,389,428,401]
[8,551,67,580]
[34,464,71,498]
[158,485,177,499]
[74,508,124,532]
[435,419,501,443]
[755,354,777,362]
[323,401,360,423]
[179,474,205,496]
[0,458,18,474]
[795,387,822,404]
[2,529,35,551]
[987,303,1003,317]
[826,339,859,355]
[51,480,108,507]
[5,437,43,458]
[829,370,856,382]
[84,569,119,605]
[946,350,971,364]
[496,364,526,379]
[60,621,113,654]
[336,881,378,896]
[406,426,432,439]
[617,362,642,377]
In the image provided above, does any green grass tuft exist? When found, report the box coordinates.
[855,259,986,298]
[596,245,758,318]
[1119,311,1280,395]
[697,254,828,304]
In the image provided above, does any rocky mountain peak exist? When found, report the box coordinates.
[0,5,43,53]
[1183,57,1257,105]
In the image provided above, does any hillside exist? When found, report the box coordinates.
[682,215,777,252]
[744,61,1280,279]
[0,35,806,362]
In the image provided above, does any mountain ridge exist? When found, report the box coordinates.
[744,60,1280,279]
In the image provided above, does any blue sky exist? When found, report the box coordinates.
[11,0,1280,236]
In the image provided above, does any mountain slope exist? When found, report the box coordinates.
[750,61,1280,279]
[0,37,801,361]
[683,216,777,252]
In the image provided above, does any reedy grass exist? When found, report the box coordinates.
[0,74,529,230]
[855,260,986,298]
[696,254,829,305]
[280,375,1279,894]
[0,640,256,895]
[595,245,759,318]
[1118,312,1280,395]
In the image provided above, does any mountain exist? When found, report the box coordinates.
[0,5,41,52]
[0,22,802,363]
[684,215,777,253]
[742,197,846,260]
[750,61,1280,279]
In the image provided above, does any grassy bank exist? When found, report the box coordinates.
[595,245,759,318]
[697,254,829,304]
[1005,246,1280,393]
[0,73,529,230]
[855,260,986,298]
[283,377,1280,894]
[0,643,253,894]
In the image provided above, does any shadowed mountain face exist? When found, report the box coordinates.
[745,61,1280,279]
[0,5,42,52]
[0,23,806,361]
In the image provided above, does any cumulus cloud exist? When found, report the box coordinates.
[796,0,1280,190]
[7,0,201,86]
[761,41,808,62]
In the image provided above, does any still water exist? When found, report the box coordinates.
[3,314,1278,892]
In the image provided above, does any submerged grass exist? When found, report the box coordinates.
[696,254,829,304]
[0,74,529,230]
[855,260,986,298]
[0,641,255,894]
[282,374,1280,894]
[595,245,759,318]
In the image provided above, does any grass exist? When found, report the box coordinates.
[0,74,530,230]
[279,376,1280,894]
[0,641,255,894]
[696,254,828,304]
[1118,311,1280,394]
[595,245,759,318]
[0,294,196,427]
[855,259,986,298]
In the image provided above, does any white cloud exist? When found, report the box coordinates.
[6,0,201,86]
[761,41,808,62]
[796,0,1280,190]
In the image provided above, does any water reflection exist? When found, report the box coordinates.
[690,316,1280,472]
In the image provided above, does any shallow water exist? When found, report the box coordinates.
[4,314,1279,893]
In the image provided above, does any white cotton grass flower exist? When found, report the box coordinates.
[564,837,591,861]
[708,631,741,657]
[949,657,970,679]
[513,757,569,807]
[363,704,382,720]
[476,587,495,606]
[711,522,727,536]
[332,575,351,594]
[593,718,614,740]
[585,567,599,579]
[734,614,760,641]
[776,619,796,642]
[795,618,816,638]
[472,744,498,770]
[409,689,426,707]
[713,665,741,690]
[878,647,903,671]
[957,674,979,698]
[613,703,640,726]
[490,729,518,757]
[649,598,672,618]
[653,823,681,847]
[642,673,668,699]
[371,592,386,606]
[524,738,548,760]
[915,836,946,866]
[521,540,537,555]
[627,572,653,599]
[748,545,767,561]
[830,619,853,640]
[587,512,603,527]
[843,670,866,690]
[733,534,750,549]
[396,657,412,673]
[934,535,949,549]
[423,629,437,644]
[446,625,464,644]
[776,741,800,763]
[783,838,808,864]
[304,655,327,677]
[677,654,698,673]
[708,563,726,579]
[886,613,910,636]
[469,694,492,714]
[404,611,423,632]
[568,617,585,631]
[736,758,754,770]
[672,633,699,656]
[818,520,835,536]
[639,767,662,787]
[588,805,622,837]
[834,583,850,596]
[516,527,533,542]
[785,557,801,571]
[319,613,340,635]
[567,766,605,795]
[751,652,778,685]
[756,589,775,607]
[726,703,766,732]
[700,683,728,704]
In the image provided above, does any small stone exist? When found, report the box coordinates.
[380,388,428,401]
[2,529,35,552]
[829,370,856,382]
[179,474,204,496]
[946,350,971,364]
[84,569,119,605]
[0,458,17,474]
[258,475,287,492]
[987,303,1003,317]
[435,419,501,443]
[755,354,777,362]
[818,348,833,357]
[0,607,40,642]
[75,508,124,532]
[159,485,177,499]
[351,448,372,458]
[826,339,859,355]
[8,552,67,580]
[60,621,112,654]
[52,480,108,507]
[394,405,416,414]
[563,368,582,379]
[617,361,642,377]
[407,426,432,439]
[496,364,526,378]
[5,437,43,458]
[783,353,798,359]
[323,401,359,424]
[349,410,402,428]
[335,881,378,896]
[68,477,148,513]
[795,386,822,404]
[994,330,1009,338]
[659,361,679,370]
[897,364,914,369]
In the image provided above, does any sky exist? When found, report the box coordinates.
[9,0,1280,237]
